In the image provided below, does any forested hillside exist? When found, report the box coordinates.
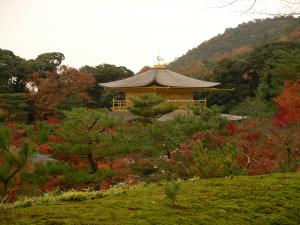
[200,41,300,112]
[166,17,300,113]
[169,16,300,76]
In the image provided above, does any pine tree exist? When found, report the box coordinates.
[128,94,177,122]
[53,108,120,173]
[0,128,35,199]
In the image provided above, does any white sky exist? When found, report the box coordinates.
[0,0,291,72]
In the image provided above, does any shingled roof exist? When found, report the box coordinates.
[99,67,220,89]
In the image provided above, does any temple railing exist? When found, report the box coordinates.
[112,99,206,111]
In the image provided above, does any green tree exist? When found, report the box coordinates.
[150,121,185,159]
[0,49,29,93]
[253,42,300,97]
[0,50,65,93]
[53,108,120,173]
[256,73,273,101]
[128,93,177,122]
[0,128,35,200]
[0,93,31,122]
[207,58,258,112]
[192,141,244,178]
[34,52,65,75]
[81,64,133,108]
[231,97,276,119]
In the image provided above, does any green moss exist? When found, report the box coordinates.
[1,173,299,225]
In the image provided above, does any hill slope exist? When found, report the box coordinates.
[169,16,300,75]
[1,173,300,225]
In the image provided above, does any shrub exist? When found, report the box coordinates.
[0,93,31,122]
[278,146,299,172]
[62,169,114,185]
[192,141,245,178]
[149,120,186,158]
[130,160,158,176]
[164,181,180,206]
[58,190,104,201]
[35,122,52,144]
[19,162,69,196]
[231,97,276,119]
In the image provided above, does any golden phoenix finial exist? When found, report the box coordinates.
[157,56,164,65]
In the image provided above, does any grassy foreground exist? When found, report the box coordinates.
[0,173,299,225]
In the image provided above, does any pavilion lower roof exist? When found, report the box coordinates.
[99,68,220,89]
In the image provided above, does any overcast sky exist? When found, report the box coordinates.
[0,0,291,72]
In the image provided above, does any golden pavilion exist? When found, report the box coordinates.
[99,65,220,111]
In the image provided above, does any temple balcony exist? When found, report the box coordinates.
[112,99,206,111]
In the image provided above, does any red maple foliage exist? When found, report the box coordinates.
[224,122,239,135]
[100,180,111,190]
[38,144,52,154]
[48,136,63,143]
[112,157,134,170]
[46,116,60,124]
[40,177,59,192]
[7,186,18,203]
[7,122,16,129]
[234,81,300,174]
[274,80,300,125]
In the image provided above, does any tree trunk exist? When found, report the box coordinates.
[2,180,8,196]
[166,150,171,159]
[87,153,98,173]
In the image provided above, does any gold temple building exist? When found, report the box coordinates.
[99,65,220,111]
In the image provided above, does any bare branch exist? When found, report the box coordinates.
[214,0,241,8]
[211,0,300,15]
[244,0,257,13]
[242,151,252,171]
[280,0,300,5]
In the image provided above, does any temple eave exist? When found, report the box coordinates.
[102,86,219,91]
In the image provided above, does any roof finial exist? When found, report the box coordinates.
[157,56,164,64]
[154,56,166,68]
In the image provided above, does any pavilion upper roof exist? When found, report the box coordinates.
[99,67,220,89]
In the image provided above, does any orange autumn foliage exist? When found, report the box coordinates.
[274,80,300,125]
[289,29,300,38]
[231,45,253,55]
[27,66,95,119]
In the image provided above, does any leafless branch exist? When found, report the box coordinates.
[242,151,253,171]
[244,0,257,13]
[213,0,241,8]
[211,0,300,15]
[280,0,300,5]
[241,145,264,172]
